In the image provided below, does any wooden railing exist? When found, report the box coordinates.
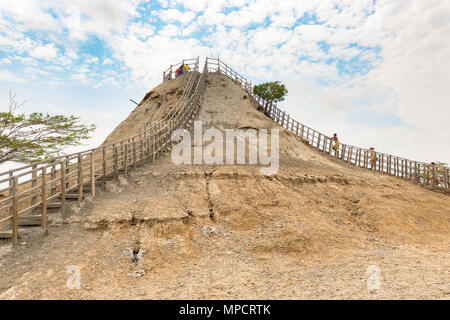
[205,57,450,190]
[163,57,199,82]
[0,57,208,244]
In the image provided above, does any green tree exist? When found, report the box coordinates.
[0,92,96,163]
[253,81,288,103]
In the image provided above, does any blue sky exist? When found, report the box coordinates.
[0,0,449,167]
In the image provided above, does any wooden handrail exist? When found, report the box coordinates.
[205,57,450,190]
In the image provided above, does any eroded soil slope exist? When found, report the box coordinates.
[0,72,448,299]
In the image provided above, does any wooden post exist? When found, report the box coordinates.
[60,161,66,219]
[41,167,47,234]
[445,168,449,188]
[65,156,70,190]
[409,161,413,180]
[141,136,145,164]
[133,138,137,168]
[405,161,409,180]
[124,144,129,176]
[146,133,151,162]
[393,157,396,176]
[119,142,124,169]
[364,150,368,168]
[102,147,106,191]
[152,130,156,162]
[157,124,161,158]
[11,176,18,245]
[394,157,399,177]
[114,146,119,184]
[139,134,144,165]
[401,159,405,179]
[422,164,427,186]
[143,130,148,160]
[315,132,320,148]
[31,164,37,210]
[90,152,95,198]
[388,156,392,175]
[77,154,83,203]
[413,162,418,183]
[380,155,384,173]
[286,114,290,130]
[328,138,333,155]
[348,146,353,163]
[146,135,151,162]
[51,160,56,196]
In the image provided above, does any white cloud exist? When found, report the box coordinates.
[0,69,26,83]
[0,0,60,32]
[0,58,11,65]
[153,8,196,25]
[70,73,91,85]
[103,58,114,65]
[30,43,59,59]
[85,55,99,64]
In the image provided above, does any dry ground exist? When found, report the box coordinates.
[0,72,448,299]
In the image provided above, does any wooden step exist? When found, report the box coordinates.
[0,232,14,239]
[0,231,23,239]
[40,202,62,209]
[60,193,81,200]
[19,215,47,227]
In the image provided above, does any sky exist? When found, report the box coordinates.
[0,0,449,170]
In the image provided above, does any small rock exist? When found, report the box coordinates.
[202,225,218,237]
[127,269,145,278]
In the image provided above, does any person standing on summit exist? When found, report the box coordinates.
[331,133,340,156]
[180,63,185,75]
[430,162,442,187]
[369,147,378,170]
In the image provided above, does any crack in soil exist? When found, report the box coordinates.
[204,170,216,221]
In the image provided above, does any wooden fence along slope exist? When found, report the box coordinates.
[0,57,448,245]
[0,57,207,244]
[205,57,450,189]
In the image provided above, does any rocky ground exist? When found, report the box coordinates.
[0,72,448,299]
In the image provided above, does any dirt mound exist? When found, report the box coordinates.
[0,71,449,300]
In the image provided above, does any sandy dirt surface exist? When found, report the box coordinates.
[0,72,448,299]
